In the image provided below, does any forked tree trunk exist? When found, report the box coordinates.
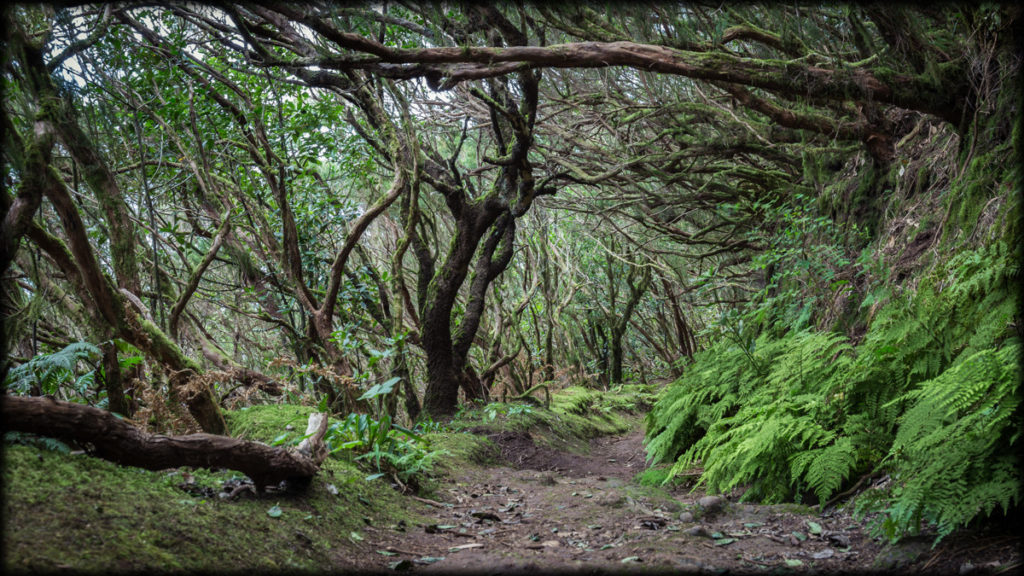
[607,264,651,385]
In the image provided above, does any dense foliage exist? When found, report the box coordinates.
[646,206,1020,545]
[642,5,1021,541]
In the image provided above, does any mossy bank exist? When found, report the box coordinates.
[3,404,420,573]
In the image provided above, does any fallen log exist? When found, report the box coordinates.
[2,395,329,491]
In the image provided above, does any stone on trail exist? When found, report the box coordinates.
[683,525,709,537]
[697,495,725,514]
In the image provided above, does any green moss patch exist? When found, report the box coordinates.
[225,403,319,442]
[637,466,680,487]
[424,431,497,469]
[448,385,644,455]
[3,405,424,572]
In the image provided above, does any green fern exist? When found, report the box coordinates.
[3,342,101,397]
[764,331,852,397]
[646,237,1019,544]
[651,331,857,503]
[644,338,760,465]
[673,401,838,503]
[790,436,857,504]
[3,431,71,454]
[858,341,1021,544]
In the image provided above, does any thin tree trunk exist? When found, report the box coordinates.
[101,340,131,417]
[610,330,624,385]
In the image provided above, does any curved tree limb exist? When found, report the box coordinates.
[236,5,965,127]
[0,118,52,278]
[319,169,407,324]
[168,209,232,339]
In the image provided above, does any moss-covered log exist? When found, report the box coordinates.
[2,396,327,490]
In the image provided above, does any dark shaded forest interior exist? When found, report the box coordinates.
[2,3,1021,574]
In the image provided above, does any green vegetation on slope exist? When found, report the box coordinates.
[447,385,653,454]
[644,37,1021,545]
[645,237,1021,545]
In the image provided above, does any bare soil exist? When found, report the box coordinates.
[347,425,1022,574]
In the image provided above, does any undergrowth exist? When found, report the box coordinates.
[233,392,446,492]
[645,239,1021,545]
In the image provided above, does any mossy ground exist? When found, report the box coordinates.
[445,384,653,454]
[2,386,649,572]
[2,404,423,573]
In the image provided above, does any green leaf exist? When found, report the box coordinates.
[358,377,401,401]
[806,521,822,535]
[267,505,283,518]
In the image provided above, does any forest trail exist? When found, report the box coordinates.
[341,422,1018,574]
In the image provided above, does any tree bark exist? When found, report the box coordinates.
[608,264,651,385]
[0,118,51,278]
[2,395,327,490]
[662,276,697,363]
[418,184,509,417]
[100,340,131,417]
[610,330,625,385]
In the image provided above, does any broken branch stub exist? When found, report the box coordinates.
[296,411,329,464]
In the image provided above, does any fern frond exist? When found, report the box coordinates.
[644,340,755,464]
[861,340,1021,545]
[3,341,101,396]
[790,436,857,503]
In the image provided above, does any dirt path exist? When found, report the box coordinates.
[351,425,1021,574]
